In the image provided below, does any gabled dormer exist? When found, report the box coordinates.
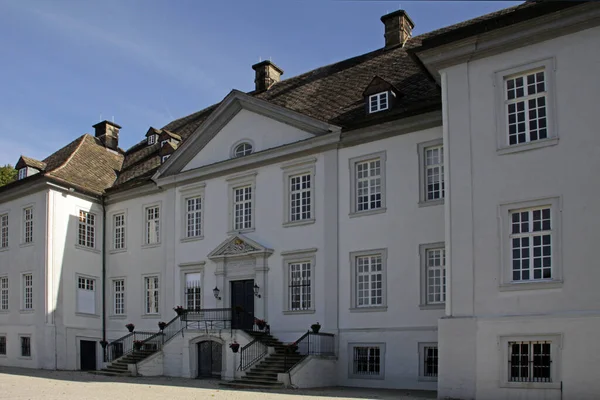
[363,76,400,114]
[145,127,161,146]
[15,156,46,180]
[158,130,182,149]
[159,140,178,164]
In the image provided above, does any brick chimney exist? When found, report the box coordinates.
[93,120,121,151]
[252,60,284,91]
[381,10,414,48]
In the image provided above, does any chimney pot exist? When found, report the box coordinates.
[252,60,284,92]
[92,120,121,151]
[381,10,415,48]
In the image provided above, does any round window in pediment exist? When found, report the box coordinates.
[233,142,253,158]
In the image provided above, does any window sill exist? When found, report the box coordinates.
[418,376,438,382]
[349,208,387,219]
[19,242,34,248]
[0,247,9,252]
[19,309,34,314]
[109,248,128,255]
[419,303,445,310]
[74,244,101,254]
[283,219,315,228]
[17,356,32,360]
[349,306,388,313]
[75,312,100,318]
[500,382,561,390]
[109,315,127,320]
[0,310,9,314]
[349,374,384,380]
[497,137,559,155]
[227,228,255,235]
[283,310,316,315]
[180,236,204,243]
[141,314,161,319]
[142,242,161,249]
[418,199,444,208]
[499,280,563,292]
[0,355,6,358]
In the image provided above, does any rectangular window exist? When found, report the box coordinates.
[148,135,156,145]
[423,345,438,378]
[425,145,444,201]
[288,262,311,311]
[18,168,27,180]
[356,254,383,307]
[186,197,202,238]
[144,276,159,314]
[353,346,381,376]
[78,211,95,248]
[1,277,8,311]
[369,92,388,113]
[113,279,125,315]
[355,159,382,212]
[0,214,7,248]
[23,274,32,310]
[426,248,446,304]
[510,207,552,281]
[0,336,5,355]
[23,207,33,244]
[77,277,96,314]
[145,206,160,245]
[505,70,547,146]
[509,341,552,382]
[113,213,126,250]
[289,173,312,222]
[20,336,30,357]
[185,273,201,310]
[233,186,252,231]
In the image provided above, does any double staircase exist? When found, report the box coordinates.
[95,349,156,376]
[222,330,305,388]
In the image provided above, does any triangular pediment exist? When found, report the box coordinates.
[208,234,273,259]
[362,76,401,98]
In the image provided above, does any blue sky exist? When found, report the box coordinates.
[0,0,519,166]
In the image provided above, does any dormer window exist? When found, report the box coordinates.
[18,168,27,180]
[148,135,157,145]
[233,142,253,158]
[369,92,389,113]
[162,155,170,163]
[161,140,169,147]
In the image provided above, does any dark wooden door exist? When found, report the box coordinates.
[231,279,254,329]
[197,341,222,378]
[80,340,97,371]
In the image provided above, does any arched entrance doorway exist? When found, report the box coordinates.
[197,341,222,378]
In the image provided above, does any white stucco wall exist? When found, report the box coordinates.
[135,351,164,376]
[440,25,600,399]
[280,355,337,388]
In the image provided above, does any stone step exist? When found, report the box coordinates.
[230,378,283,386]
[245,371,278,378]
[105,364,128,371]
[91,370,131,377]
[220,381,284,389]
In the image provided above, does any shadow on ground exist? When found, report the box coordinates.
[0,367,437,399]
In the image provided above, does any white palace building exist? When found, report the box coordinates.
[1,2,599,399]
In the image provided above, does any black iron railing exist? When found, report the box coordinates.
[238,338,268,371]
[284,331,336,371]
[183,308,233,332]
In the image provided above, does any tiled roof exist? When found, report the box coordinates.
[16,155,47,171]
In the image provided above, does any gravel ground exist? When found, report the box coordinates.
[0,368,436,400]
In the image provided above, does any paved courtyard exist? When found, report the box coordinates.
[0,368,436,400]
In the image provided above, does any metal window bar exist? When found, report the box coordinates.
[508,341,552,382]
[352,346,380,376]
[21,337,31,357]
[0,336,6,355]
[423,346,438,377]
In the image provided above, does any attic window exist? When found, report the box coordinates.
[18,168,27,180]
[162,155,170,163]
[161,140,169,147]
[148,135,157,145]
[233,142,253,158]
[369,92,389,113]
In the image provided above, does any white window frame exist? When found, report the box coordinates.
[227,172,257,234]
[419,242,446,309]
[184,272,202,311]
[179,183,206,242]
[143,275,160,315]
[232,142,253,158]
[112,278,126,317]
[418,342,439,381]
[0,335,6,356]
[143,204,161,247]
[282,248,317,314]
[499,334,562,389]
[161,155,170,163]
[417,139,444,206]
[498,197,562,291]
[22,206,34,245]
[160,139,169,147]
[185,196,203,239]
[76,275,97,315]
[22,273,33,311]
[495,58,557,155]
[350,249,387,312]
[281,158,316,227]
[178,262,205,308]
[147,135,156,145]
[348,343,385,380]
[0,213,8,249]
[18,168,27,180]
[349,151,386,217]
[77,210,96,249]
[368,92,389,113]
[112,212,126,251]
[0,276,8,312]
[19,335,31,359]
